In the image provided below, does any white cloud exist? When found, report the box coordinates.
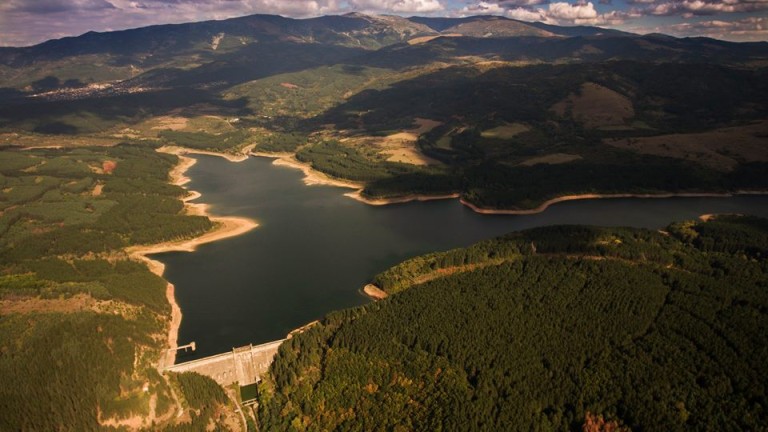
[666,15,768,39]
[505,6,547,20]
[460,1,510,14]
[461,1,630,25]
[1,0,767,46]
[548,1,598,19]
[348,0,445,13]
[644,0,768,16]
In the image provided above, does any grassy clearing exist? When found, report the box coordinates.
[518,153,583,166]
[341,118,443,166]
[480,122,530,139]
[551,82,635,128]
[606,120,768,171]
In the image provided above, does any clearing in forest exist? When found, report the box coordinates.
[606,120,768,171]
[344,118,443,166]
[551,82,635,128]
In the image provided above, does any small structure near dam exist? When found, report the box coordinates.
[165,339,285,387]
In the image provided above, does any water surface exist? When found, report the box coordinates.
[155,155,768,361]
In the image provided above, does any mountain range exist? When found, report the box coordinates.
[1,12,767,209]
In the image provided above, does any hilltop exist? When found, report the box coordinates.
[1,13,767,212]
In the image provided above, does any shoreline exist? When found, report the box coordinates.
[362,284,389,300]
[143,148,766,366]
[158,144,254,163]
[459,191,768,215]
[252,152,460,205]
[129,148,258,368]
[250,151,768,214]
[344,191,461,206]
[266,154,364,189]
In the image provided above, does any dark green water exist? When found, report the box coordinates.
[154,155,768,361]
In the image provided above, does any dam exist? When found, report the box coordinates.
[165,339,285,387]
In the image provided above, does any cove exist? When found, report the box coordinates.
[153,155,768,362]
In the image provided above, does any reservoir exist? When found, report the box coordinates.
[154,155,768,361]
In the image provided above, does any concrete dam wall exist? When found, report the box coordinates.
[165,339,285,387]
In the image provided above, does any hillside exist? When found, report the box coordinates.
[258,216,768,430]
[1,13,767,212]
[0,144,245,430]
[2,12,768,431]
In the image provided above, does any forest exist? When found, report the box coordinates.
[257,216,768,431]
[0,144,231,430]
[1,12,768,431]
[298,61,768,209]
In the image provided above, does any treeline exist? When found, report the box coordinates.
[296,140,418,182]
[0,144,218,430]
[292,60,768,210]
[257,217,768,431]
[1,144,213,261]
[160,129,250,151]
[253,131,308,153]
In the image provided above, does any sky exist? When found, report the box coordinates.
[0,0,766,47]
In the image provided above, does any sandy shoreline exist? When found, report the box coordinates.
[251,151,768,214]
[268,154,364,189]
[159,144,254,163]
[344,191,461,206]
[129,148,258,369]
[253,152,461,205]
[460,191,768,215]
[362,284,389,300]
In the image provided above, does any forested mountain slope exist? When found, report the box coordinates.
[2,13,767,211]
[258,216,768,431]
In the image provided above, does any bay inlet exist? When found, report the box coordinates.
[152,155,768,361]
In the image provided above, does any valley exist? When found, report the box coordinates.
[1,11,767,431]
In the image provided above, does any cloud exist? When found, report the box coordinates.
[348,0,445,13]
[2,0,116,14]
[1,0,767,46]
[548,1,598,19]
[629,0,768,16]
[647,16,768,40]
[110,0,344,18]
[500,0,551,6]
[505,6,548,19]
[461,0,631,25]
[460,1,511,14]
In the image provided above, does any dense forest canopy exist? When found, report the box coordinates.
[258,216,768,431]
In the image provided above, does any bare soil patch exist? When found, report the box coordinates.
[363,284,389,300]
[150,116,189,131]
[91,183,104,196]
